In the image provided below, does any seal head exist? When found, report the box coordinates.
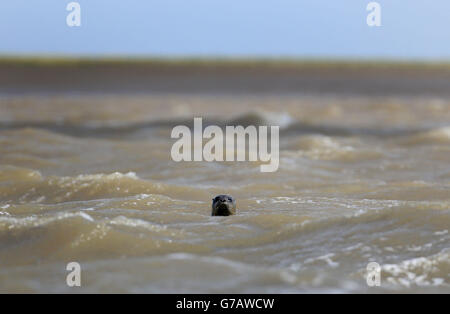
[211,195,236,216]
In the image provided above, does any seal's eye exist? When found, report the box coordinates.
[228,197,232,202]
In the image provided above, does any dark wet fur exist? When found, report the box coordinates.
[211,195,236,216]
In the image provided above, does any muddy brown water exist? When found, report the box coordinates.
[0,63,449,293]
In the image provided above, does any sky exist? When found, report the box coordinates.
[1,0,450,60]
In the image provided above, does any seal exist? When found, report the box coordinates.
[211,195,236,216]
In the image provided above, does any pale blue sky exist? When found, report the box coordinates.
[1,0,449,60]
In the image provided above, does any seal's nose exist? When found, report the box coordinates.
[220,199,227,203]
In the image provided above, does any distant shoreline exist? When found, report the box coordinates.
[1,57,450,96]
[1,56,450,69]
